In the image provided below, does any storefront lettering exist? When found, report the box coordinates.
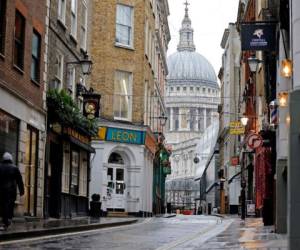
[111,131,137,142]
[64,127,90,145]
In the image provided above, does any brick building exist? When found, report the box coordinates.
[0,0,47,217]
[89,0,170,216]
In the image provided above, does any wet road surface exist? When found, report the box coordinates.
[0,215,287,250]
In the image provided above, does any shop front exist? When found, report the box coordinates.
[45,125,95,218]
[90,124,156,216]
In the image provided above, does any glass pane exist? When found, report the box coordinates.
[116,25,130,45]
[120,96,128,118]
[116,182,124,194]
[107,168,113,181]
[0,110,18,162]
[32,33,39,57]
[15,11,24,40]
[71,0,76,13]
[116,5,132,26]
[116,169,124,181]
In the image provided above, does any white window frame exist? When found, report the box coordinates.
[71,0,77,38]
[113,70,133,121]
[80,1,88,50]
[115,4,134,48]
[58,0,66,24]
[68,67,76,99]
[55,52,64,90]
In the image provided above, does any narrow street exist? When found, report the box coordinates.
[0,216,286,250]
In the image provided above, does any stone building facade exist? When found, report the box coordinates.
[45,0,95,218]
[0,0,47,217]
[165,4,220,211]
[89,0,170,216]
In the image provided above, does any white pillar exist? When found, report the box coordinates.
[203,108,207,129]
[170,107,174,131]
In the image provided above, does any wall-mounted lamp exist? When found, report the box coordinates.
[67,52,93,75]
[278,92,289,107]
[248,55,263,73]
[281,59,292,78]
[240,117,249,126]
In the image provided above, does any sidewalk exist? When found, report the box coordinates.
[200,216,288,249]
[0,216,138,242]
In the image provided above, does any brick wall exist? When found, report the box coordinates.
[0,0,46,110]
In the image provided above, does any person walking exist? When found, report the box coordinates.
[0,152,24,230]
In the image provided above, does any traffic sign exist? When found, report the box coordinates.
[247,133,263,149]
[229,121,245,135]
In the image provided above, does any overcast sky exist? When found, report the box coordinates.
[167,0,239,75]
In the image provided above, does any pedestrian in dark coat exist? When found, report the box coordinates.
[0,152,24,229]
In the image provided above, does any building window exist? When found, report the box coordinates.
[170,87,173,91]
[190,87,193,91]
[203,88,206,93]
[0,109,19,163]
[114,71,132,120]
[70,149,79,195]
[177,87,180,91]
[0,0,7,55]
[67,67,76,99]
[196,87,200,91]
[58,0,66,24]
[31,30,41,83]
[79,151,88,196]
[55,52,64,89]
[183,87,186,91]
[71,0,77,38]
[62,143,70,193]
[116,4,133,47]
[14,10,25,70]
[80,1,87,50]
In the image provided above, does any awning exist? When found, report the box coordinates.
[68,136,95,153]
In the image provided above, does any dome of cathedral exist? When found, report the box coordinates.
[167,51,218,87]
[167,3,218,88]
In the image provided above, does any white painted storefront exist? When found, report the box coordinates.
[90,124,155,216]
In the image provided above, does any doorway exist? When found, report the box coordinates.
[47,142,62,218]
[106,153,126,211]
[24,126,38,216]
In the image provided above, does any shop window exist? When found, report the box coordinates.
[14,10,25,70]
[0,109,19,163]
[31,30,41,83]
[79,151,88,196]
[70,150,79,194]
[116,4,133,47]
[0,0,6,55]
[62,143,70,193]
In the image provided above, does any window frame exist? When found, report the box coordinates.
[70,0,77,39]
[58,0,66,25]
[0,0,7,56]
[31,30,41,84]
[13,10,25,71]
[113,70,133,121]
[115,4,134,48]
[70,148,80,195]
[55,51,64,90]
[80,1,88,50]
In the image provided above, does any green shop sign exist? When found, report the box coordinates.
[106,127,145,145]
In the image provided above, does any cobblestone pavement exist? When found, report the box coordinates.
[0,216,287,250]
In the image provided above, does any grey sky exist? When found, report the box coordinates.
[167,0,239,75]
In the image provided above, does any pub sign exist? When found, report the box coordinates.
[241,22,276,51]
[82,93,101,119]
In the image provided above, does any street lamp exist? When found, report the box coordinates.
[67,52,93,75]
[248,55,263,73]
[241,116,249,126]
[158,113,168,127]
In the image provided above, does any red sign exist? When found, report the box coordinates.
[247,133,263,149]
[231,156,239,166]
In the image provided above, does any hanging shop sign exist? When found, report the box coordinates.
[241,22,277,51]
[229,121,245,135]
[82,93,101,120]
[106,127,145,145]
[145,132,157,154]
